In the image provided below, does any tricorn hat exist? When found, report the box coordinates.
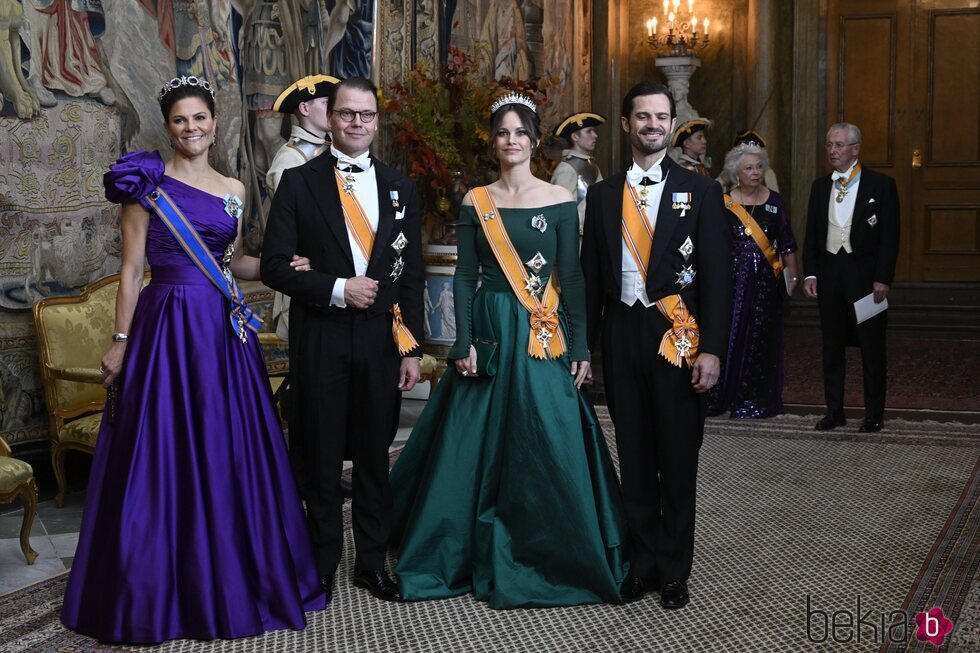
[733,128,767,148]
[554,112,607,140]
[273,74,341,114]
[671,118,711,148]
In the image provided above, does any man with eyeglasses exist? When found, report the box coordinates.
[802,122,900,433]
[261,76,425,604]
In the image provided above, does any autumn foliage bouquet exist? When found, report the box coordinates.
[383,46,553,222]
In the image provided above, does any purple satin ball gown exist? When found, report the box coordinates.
[60,151,325,644]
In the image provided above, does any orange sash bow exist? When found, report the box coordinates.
[724,195,783,277]
[469,187,566,359]
[655,295,699,367]
[390,303,419,355]
[334,168,374,260]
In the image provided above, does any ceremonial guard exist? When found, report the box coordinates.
[671,118,712,176]
[267,74,340,340]
[550,112,606,236]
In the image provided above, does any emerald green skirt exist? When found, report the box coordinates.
[390,288,628,608]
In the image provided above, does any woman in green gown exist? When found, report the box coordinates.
[389,94,628,608]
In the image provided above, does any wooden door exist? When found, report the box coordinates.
[909,1,980,281]
[825,0,979,282]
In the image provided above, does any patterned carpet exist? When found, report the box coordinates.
[1,412,977,653]
[782,332,980,413]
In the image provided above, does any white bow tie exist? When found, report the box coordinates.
[831,170,847,181]
[626,163,663,187]
[336,152,371,171]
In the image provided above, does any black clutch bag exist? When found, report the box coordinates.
[473,338,498,377]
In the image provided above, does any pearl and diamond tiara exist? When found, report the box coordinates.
[158,75,216,103]
[490,92,536,115]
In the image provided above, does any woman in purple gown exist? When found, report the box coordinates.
[60,77,326,643]
[707,143,800,418]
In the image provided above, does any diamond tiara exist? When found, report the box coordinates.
[158,75,215,103]
[490,92,537,115]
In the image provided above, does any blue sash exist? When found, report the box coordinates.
[144,187,262,343]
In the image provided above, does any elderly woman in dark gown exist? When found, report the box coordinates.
[707,143,800,418]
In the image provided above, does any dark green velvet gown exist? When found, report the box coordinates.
[390,201,628,608]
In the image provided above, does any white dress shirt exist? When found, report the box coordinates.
[329,145,380,307]
[621,153,669,307]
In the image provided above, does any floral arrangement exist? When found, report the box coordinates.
[383,46,554,225]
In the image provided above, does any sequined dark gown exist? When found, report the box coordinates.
[707,191,797,418]
[61,151,325,643]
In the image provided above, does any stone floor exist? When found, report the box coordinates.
[0,399,426,596]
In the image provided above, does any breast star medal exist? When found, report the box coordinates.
[676,264,696,289]
[390,231,408,280]
[524,251,547,297]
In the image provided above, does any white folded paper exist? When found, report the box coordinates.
[854,293,888,324]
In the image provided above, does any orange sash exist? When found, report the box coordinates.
[334,170,418,354]
[469,187,566,359]
[621,182,654,281]
[390,303,419,355]
[334,168,374,260]
[621,181,700,368]
[724,194,784,277]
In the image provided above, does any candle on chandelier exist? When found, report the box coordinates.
[704,18,710,35]
[688,0,694,14]
[669,11,675,30]
[692,16,698,32]
[663,0,669,15]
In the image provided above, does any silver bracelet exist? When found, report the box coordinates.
[112,333,129,342]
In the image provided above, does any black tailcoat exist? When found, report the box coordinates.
[580,156,731,584]
[802,166,899,421]
[260,151,424,574]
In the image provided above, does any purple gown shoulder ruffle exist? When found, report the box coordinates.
[62,155,325,644]
[103,150,166,204]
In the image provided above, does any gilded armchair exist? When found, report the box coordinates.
[0,435,39,564]
[33,272,150,507]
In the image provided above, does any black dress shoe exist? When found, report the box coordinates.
[620,575,647,603]
[859,419,884,433]
[320,574,335,603]
[814,413,846,431]
[339,477,353,498]
[659,581,689,610]
[353,568,402,602]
